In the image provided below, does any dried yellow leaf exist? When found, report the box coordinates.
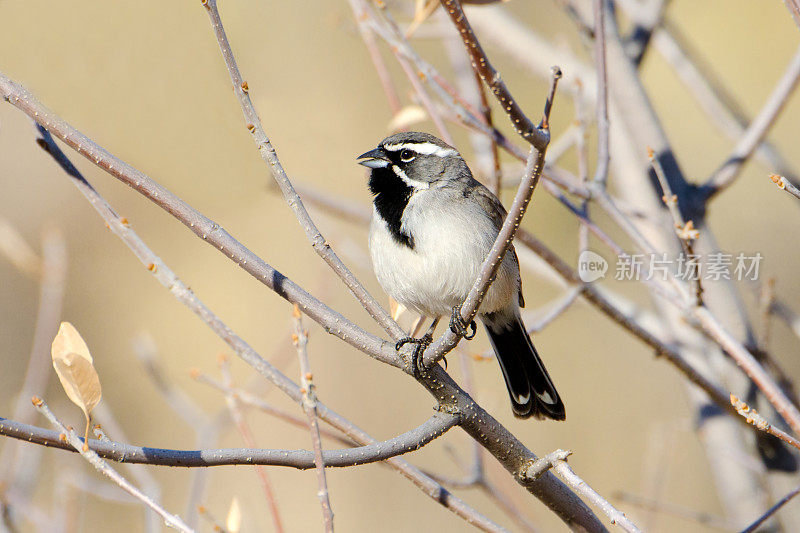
[52,322,92,364]
[52,352,102,418]
[51,322,102,450]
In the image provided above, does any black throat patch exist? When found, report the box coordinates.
[369,166,415,249]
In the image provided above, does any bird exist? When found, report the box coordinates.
[357,131,565,420]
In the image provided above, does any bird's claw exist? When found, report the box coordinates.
[396,334,433,375]
[449,306,477,340]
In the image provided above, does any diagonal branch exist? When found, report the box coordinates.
[525,451,642,533]
[702,45,800,200]
[0,71,400,369]
[651,23,796,180]
[439,0,550,150]
[783,0,800,30]
[201,0,405,342]
[31,398,193,533]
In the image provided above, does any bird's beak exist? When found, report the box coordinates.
[357,147,390,168]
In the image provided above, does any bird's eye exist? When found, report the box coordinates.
[399,149,415,162]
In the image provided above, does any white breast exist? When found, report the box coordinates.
[369,189,519,319]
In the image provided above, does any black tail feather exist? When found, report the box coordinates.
[483,315,565,420]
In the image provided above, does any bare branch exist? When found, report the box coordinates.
[524,451,642,533]
[31,398,193,533]
[292,308,334,532]
[770,173,800,201]
[192,372,356,447]
[783,0,800,30]
[219,355,284,533]
[0,225,66,487]
[694,307,800,437]
[741,484,800,533]
[200,0,404,342]
[0,412,458,469]
[439,0,550,150]
[0,71,400,368]
[702,46,800,199]
[730,394,800,451]
[592,0,610,187]
[612,491,731,530]
[652,24,796,179]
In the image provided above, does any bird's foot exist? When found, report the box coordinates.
[396,334,433,376]
[449,305,477,340]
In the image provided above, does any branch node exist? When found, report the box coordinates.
[523,449,572,480]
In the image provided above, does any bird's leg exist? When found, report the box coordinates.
[449,305,477,340]
[396,317,440,375]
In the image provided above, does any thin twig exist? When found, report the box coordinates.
[200,0,405,342]
[694,307,800,437]
[730,394,800,451]
[783,0,800,30]
[292,307,334,532]
[439,0,550,150]
[31,397,193,533]
[647,148,702,305]
[592,0,610,187]
[0,225,66,488]
[0,72,400,368]
[612,491,731,531]
[395,51,455,143]
[703,46,800,199]
[770,173,800,200]
[741,484,800,533]
[524,451,641,532]
[473,68,502,196]
[652,24,796,179]
[219,355,284,533]
[92,404,165,533]
[356,23,402,115]
[553,464,641,533]
[192,372,355,447]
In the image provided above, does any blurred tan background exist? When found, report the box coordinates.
[1,0,799,531]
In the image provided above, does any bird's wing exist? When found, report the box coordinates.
[469,183,525,308]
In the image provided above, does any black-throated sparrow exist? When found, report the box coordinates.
[358,132,565,420]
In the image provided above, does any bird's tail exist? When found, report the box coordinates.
[483,313,565,420]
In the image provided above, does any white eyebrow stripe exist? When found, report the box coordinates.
[391,164,430,190]
[384,142,458,158]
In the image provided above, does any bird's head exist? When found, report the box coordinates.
[357,132,466,191]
